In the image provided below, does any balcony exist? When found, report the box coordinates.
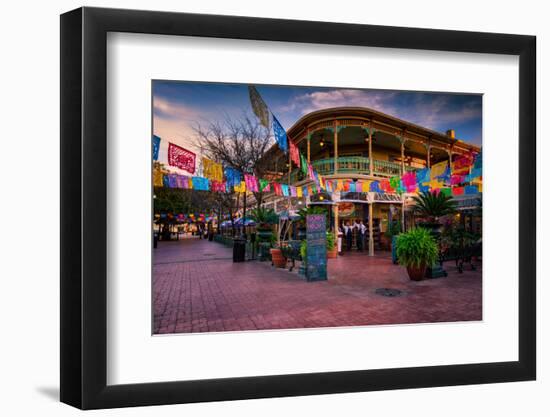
[311,156,419,178]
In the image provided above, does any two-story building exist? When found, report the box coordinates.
[257,106,481,255]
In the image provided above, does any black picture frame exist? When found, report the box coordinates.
[60,6,536,410]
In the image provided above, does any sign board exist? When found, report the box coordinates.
[306,214,327,281]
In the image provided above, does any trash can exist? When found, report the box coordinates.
[233,237,246,262]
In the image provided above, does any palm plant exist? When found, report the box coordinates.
[249,207,278,226]
[412,191,457,223]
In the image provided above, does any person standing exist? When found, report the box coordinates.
[355,220,363,251]
[344,221,352,251]
[358,220,367,252]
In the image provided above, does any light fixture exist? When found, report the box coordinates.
[319,136,325,147]
[319,195,324,201]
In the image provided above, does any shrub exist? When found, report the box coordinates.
[396,227,438,268]
[326,231,335,251]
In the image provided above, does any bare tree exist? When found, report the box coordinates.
[194,112,275,230]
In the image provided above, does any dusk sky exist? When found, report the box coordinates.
[153,80,482,173]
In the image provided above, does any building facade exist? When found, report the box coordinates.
[259,107,481,255]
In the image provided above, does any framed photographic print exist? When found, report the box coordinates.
[60,6,536,409]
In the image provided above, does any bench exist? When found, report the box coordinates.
[439,242,482,273]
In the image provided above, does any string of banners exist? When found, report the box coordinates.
[152,84,482,198]
[154,147,482,197]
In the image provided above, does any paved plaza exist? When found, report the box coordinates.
[153,237,482,334]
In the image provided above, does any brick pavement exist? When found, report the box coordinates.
[153,237,482,334]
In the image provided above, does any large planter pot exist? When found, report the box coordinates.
[406,264,427,281]
[327,247,338,259]
[270,248,287,268]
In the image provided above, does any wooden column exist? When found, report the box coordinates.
[288,147,292,184]
[401,199,405,232]
[426,144,431,168]
[333,121,338,174]
[448,150,453,175]
[368,202,374,256]
[334,204,339,251]
[368,123,373,175]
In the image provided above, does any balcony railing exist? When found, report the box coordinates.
[311,156,419,178]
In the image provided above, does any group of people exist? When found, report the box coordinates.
[339,219,368,252]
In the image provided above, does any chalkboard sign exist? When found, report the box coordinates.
[306,214,327,281]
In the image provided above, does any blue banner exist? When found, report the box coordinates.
[272,116,288,152]
[152,135,161,160]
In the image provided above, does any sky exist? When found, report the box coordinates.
[153,80,482,173]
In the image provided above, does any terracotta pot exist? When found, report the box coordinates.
[327,247,338,259]
[406,264,427,281]
[270,248,287,268]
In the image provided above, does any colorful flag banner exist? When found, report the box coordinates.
[272,116,288,152]
[210,180,226,192]
[244,174,259,192]
[224,167,241,187]
[416,167,430,184]
[152,135,161,161]
[370,181,381,192]
[153,170,164,187]
[452,186,465,196]
[202,158,223,182]
[307,163,315,180]
[289,140,300,166]
[248,86,270,129]
[450,174,466,185]
[465,185,479,195]
[234,181,246,193]
[290,186,297,197]
[300,153,308,176]
[297,187,303,197]
[259,179,270,192]
[192,176,210,191]
[281,184,290,196]
[430,161,448,181]
[168,142,196,174]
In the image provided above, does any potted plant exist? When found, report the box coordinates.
[326,231,337,258]
[250,207,278,261]
[395,227,438,281]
